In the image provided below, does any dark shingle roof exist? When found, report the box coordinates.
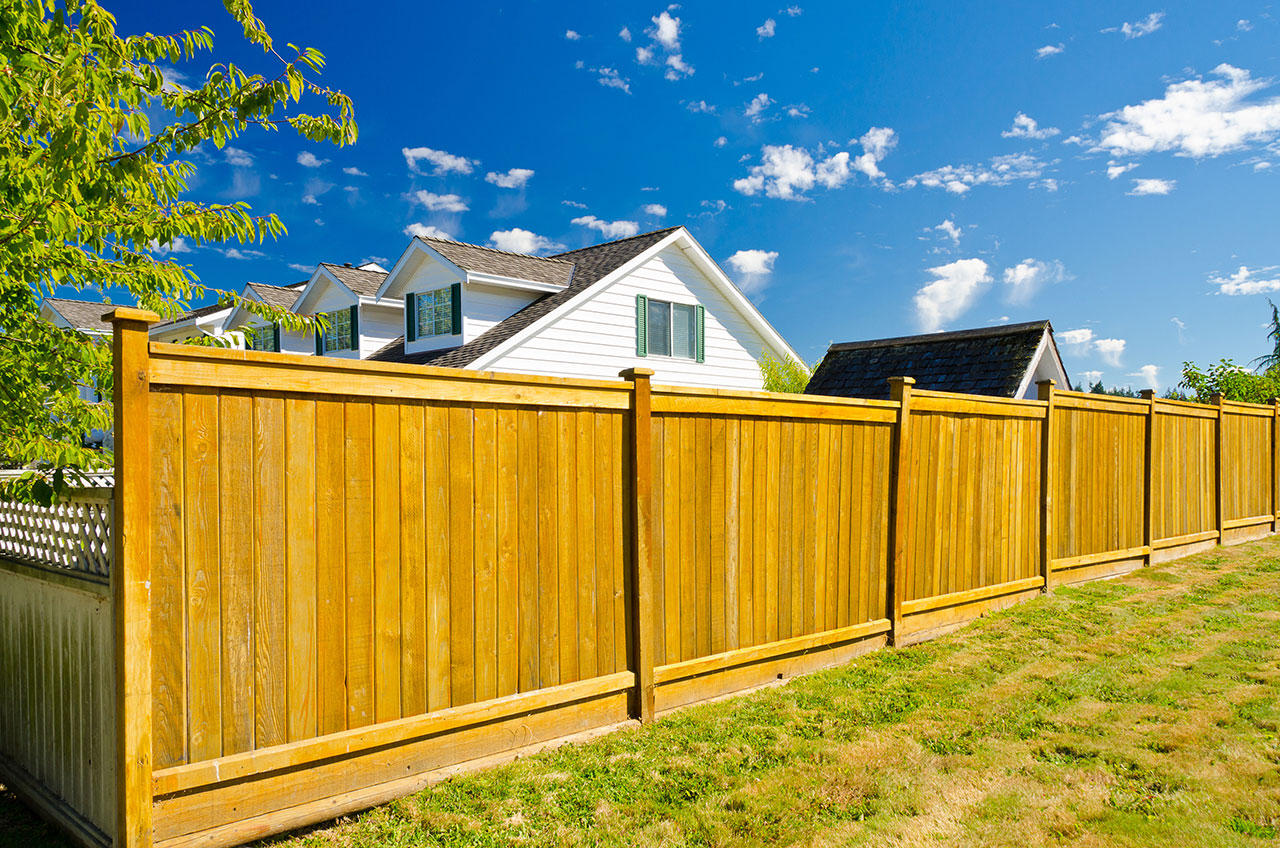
[42,297,113,332]
[805,321,1052,401]
[371,227,680,368]
[245,281,306,310]
[320,263,388,297]
[150,300,233,329]
[416,237,575,287]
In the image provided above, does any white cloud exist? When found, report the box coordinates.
[404,223,454,240]
[489,228,564,255]
[224,147,254,167]
[561,199,588,209]
[1001,112,1060,140]
[782,6,802,16]
[1002,258,1069,303]
[649,10,681,50]
[934,218,961,245]
[342,166,368,176]
[1105,12,1164,39]
[1080,370,1104,386]
[1094,338,1126,366]
[221,247,267,261]
[288,263,316,274]
[1237,19,1253,32]
[1106,161,1138,179]
[664,54,694,80]
[591,66,632,93]
[734,140,881,200]
[297,151,328,168]
[686,100,717,114]
[571,215,640,239]
[700,199,729,215]
[1037,43,1064,59]
[636,46,654,64]
[1058,328,1095,347]
[301,194,320,205]
[1098,65,1280,159]
[409,190,468,212]
[619,26,632,41]
[815,151,850,188]
[1128,177,1175,195]
[564,29,581,40]
[642,203,667,217]
[904,152,1046,194]
[745,93,773,122]
[1171,316,1186,342]
[402,146,476,175]
[757,18,776,39]
[1129,364,1160,389]
[852,126,898,180]
[1211,265,1280,295]
[786,104,811,118]
[914,258,992,332]
[714,136,728,147]
[726,249,778,296]
[150,237,192,255]
[485,168,534,189]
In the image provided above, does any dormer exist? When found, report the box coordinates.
[224,281,309,353]
[377,237,574,357]
[291,262,397,359]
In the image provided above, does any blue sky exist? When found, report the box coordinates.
[105,1,1280,391]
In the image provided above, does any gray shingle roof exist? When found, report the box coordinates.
[320,263,388,297]
[805,321,1053,401]
[150,300,232,329]
[416,237,575,287]
[371,227,680,369]
[245,281,306,310]
[42,297,113,333]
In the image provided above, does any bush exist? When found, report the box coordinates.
[759,353,816,394]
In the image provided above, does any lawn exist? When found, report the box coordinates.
[6,538,1280,847]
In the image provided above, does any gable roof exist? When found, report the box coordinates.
[318,263,388,297]
[371,227,681,368]
[805,320,1055,401]
[244,281,306,310]
[151,300,232,330]
[42,297,113,333]
[414,237,575,287]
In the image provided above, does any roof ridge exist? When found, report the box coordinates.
[549,226,681,259]
[828,320,1051,352]
[318,261,387,275]
[43,296,108,305]
[416,235,575,265]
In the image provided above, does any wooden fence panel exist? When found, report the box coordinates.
[1222,406,1273,526]
[1050,395,1148,582]
[149,385,632,771]
[898,397,1043,638]
[1151,401,1217,546]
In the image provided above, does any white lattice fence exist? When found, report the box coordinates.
[0,491,113,578]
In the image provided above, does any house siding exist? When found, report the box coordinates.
[481,245,778,390]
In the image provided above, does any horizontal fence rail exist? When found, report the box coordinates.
[4,316,1280,848]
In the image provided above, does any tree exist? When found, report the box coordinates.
[1178,359,1280,405]
[0,0,356,502]
[1250,298,1280,372]
[759,352,816,394]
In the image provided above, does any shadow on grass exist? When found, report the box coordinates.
[0,785,68,848]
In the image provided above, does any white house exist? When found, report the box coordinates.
[371,226,801,390]
[149,302,239,345]
[262,262,397,358]
[223,280,310,354]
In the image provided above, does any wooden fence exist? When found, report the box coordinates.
[2,308,1279,848]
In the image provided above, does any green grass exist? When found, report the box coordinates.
[8,541,1280,847]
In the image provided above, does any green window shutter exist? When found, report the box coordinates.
[271,323,281,353]
[636,294,648,357]
[450,283,462,335]
[695,305,706,363]
[314,322,324,356]
[349,304,360,351]
[405,293,417,342]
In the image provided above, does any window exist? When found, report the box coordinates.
[322,308,353,352]
[248,324,279,352]
[637,296,703,361]
[416,287,454,338]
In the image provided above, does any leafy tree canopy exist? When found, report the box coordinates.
[1179,359,1280,405]
[0,0,355,500]
[759,352,817,394]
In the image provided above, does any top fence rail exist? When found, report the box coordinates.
[0,485,114,580]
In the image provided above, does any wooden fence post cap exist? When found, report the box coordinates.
[1036,379,1056,387]
[104,306,161,325]
[886,376,916,386]
[1210,392,1225,405]
[1140,389,1155,399]
[620,367,655,379]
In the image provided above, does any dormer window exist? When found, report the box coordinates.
[405,283,462,342]
[635,295,704,362]
[315,306,359,354]
[248,324,280,353]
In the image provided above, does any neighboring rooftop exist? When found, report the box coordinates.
[319,263,389,297]
[245,281,307,310]
[806,320,1054,401]
[372,227,680,368]
[41,297,113,333]
[415,236,576,287]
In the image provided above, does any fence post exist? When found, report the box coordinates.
[108,307,160,848]
[1273,399,1279,534]
[1037,380,1056,591]
[621,367,656,723]
[1212,392,1225,543]
[1141,390,1156,564]
[886,376,914,646]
